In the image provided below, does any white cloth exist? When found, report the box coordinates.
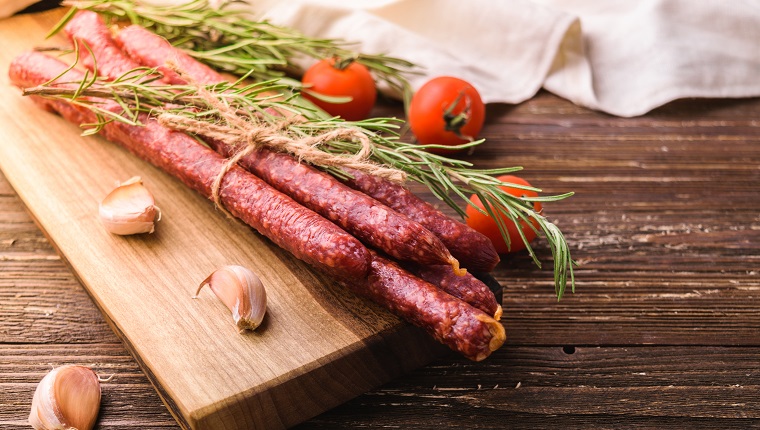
[253,0,760,117]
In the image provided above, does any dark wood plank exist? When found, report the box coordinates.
[5,344,760,429]
[0,345,177,429]
[296,345,760,428]
[0,344,760,429]
[0,224,116,345]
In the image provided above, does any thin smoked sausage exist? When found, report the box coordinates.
[64,11,146,80]
[114,24,223,85]
[407,264,502,319]
[346,253,505,361]
[341,168,501,272]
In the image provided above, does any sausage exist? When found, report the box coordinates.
[114,25,224,85]
[345,253,505,361]
[64,11,146,80]
[108,23,463,271]
[341,168,501,272]
[406,264,502,320]
[9,51,371,282]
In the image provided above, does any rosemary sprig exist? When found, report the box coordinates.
[24,63,575,298]
[55,0,417,105]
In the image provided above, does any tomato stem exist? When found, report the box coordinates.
[442,90,473,140]
[332,55,357,71]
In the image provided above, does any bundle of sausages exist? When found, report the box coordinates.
[9,11,506,361]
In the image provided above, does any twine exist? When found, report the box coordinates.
[157,67,406,214]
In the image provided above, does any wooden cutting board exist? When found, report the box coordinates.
[0,9,451,429]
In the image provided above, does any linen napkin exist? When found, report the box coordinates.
[253,0,760,117]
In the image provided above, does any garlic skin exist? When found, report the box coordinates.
[196,265,267,333]
[99,176,160,235]
[29,365,101,430]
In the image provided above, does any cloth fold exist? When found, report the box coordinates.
[254,0,760,117]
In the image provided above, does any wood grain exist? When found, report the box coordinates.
[2,6,760,430]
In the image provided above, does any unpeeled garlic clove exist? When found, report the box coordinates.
[196,265,267,333]
[99,176,161,235]
[29,365,101,430]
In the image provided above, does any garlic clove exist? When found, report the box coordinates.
[29,365,101,430]
[196,265,267,333]
[99,176,161,235]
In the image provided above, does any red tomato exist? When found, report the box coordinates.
[465,175,542,254]
[408,76,485,152]
[301,58,377,121]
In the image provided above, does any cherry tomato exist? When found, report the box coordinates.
[465,175,542,254]
[408,76,485,152]
[301,58,377,121]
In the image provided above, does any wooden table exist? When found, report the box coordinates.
[2,53,760,429]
